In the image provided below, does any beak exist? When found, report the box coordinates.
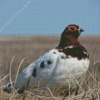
[79,27,84,32]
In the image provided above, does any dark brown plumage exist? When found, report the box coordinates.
[56,24,89,60]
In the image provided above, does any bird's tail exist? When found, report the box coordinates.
[3,82,15,93]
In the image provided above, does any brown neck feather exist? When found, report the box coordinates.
[55,35,89,60]
[57,35,80,48]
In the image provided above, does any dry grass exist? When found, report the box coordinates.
[0,35,100,100]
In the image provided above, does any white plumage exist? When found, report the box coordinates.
[15,49,59,91]
[45,54,90,93]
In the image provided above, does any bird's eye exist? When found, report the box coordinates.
[69,27,74,30]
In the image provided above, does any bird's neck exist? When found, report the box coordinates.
[56,35,79,48]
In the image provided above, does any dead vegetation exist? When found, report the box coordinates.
[0,35,100,100]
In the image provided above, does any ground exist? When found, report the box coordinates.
[0,35,100,100]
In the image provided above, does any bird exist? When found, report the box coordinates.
[3,24,90,96]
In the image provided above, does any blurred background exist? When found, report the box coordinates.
[0,0,100,85]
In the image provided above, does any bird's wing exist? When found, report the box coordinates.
[15,61,36,89]
[28,49,60,88]
[15,49,60,90]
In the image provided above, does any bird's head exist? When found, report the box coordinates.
[62,24,84,38]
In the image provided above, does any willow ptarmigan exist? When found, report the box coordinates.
[3,24,90,95]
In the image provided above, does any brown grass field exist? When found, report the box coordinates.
[0,35,100,100]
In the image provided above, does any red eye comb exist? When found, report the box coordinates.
[69,26,77,30]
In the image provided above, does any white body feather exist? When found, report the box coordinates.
[15,49,60,90]
[15,49,90,92]
[45,53,90,92]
